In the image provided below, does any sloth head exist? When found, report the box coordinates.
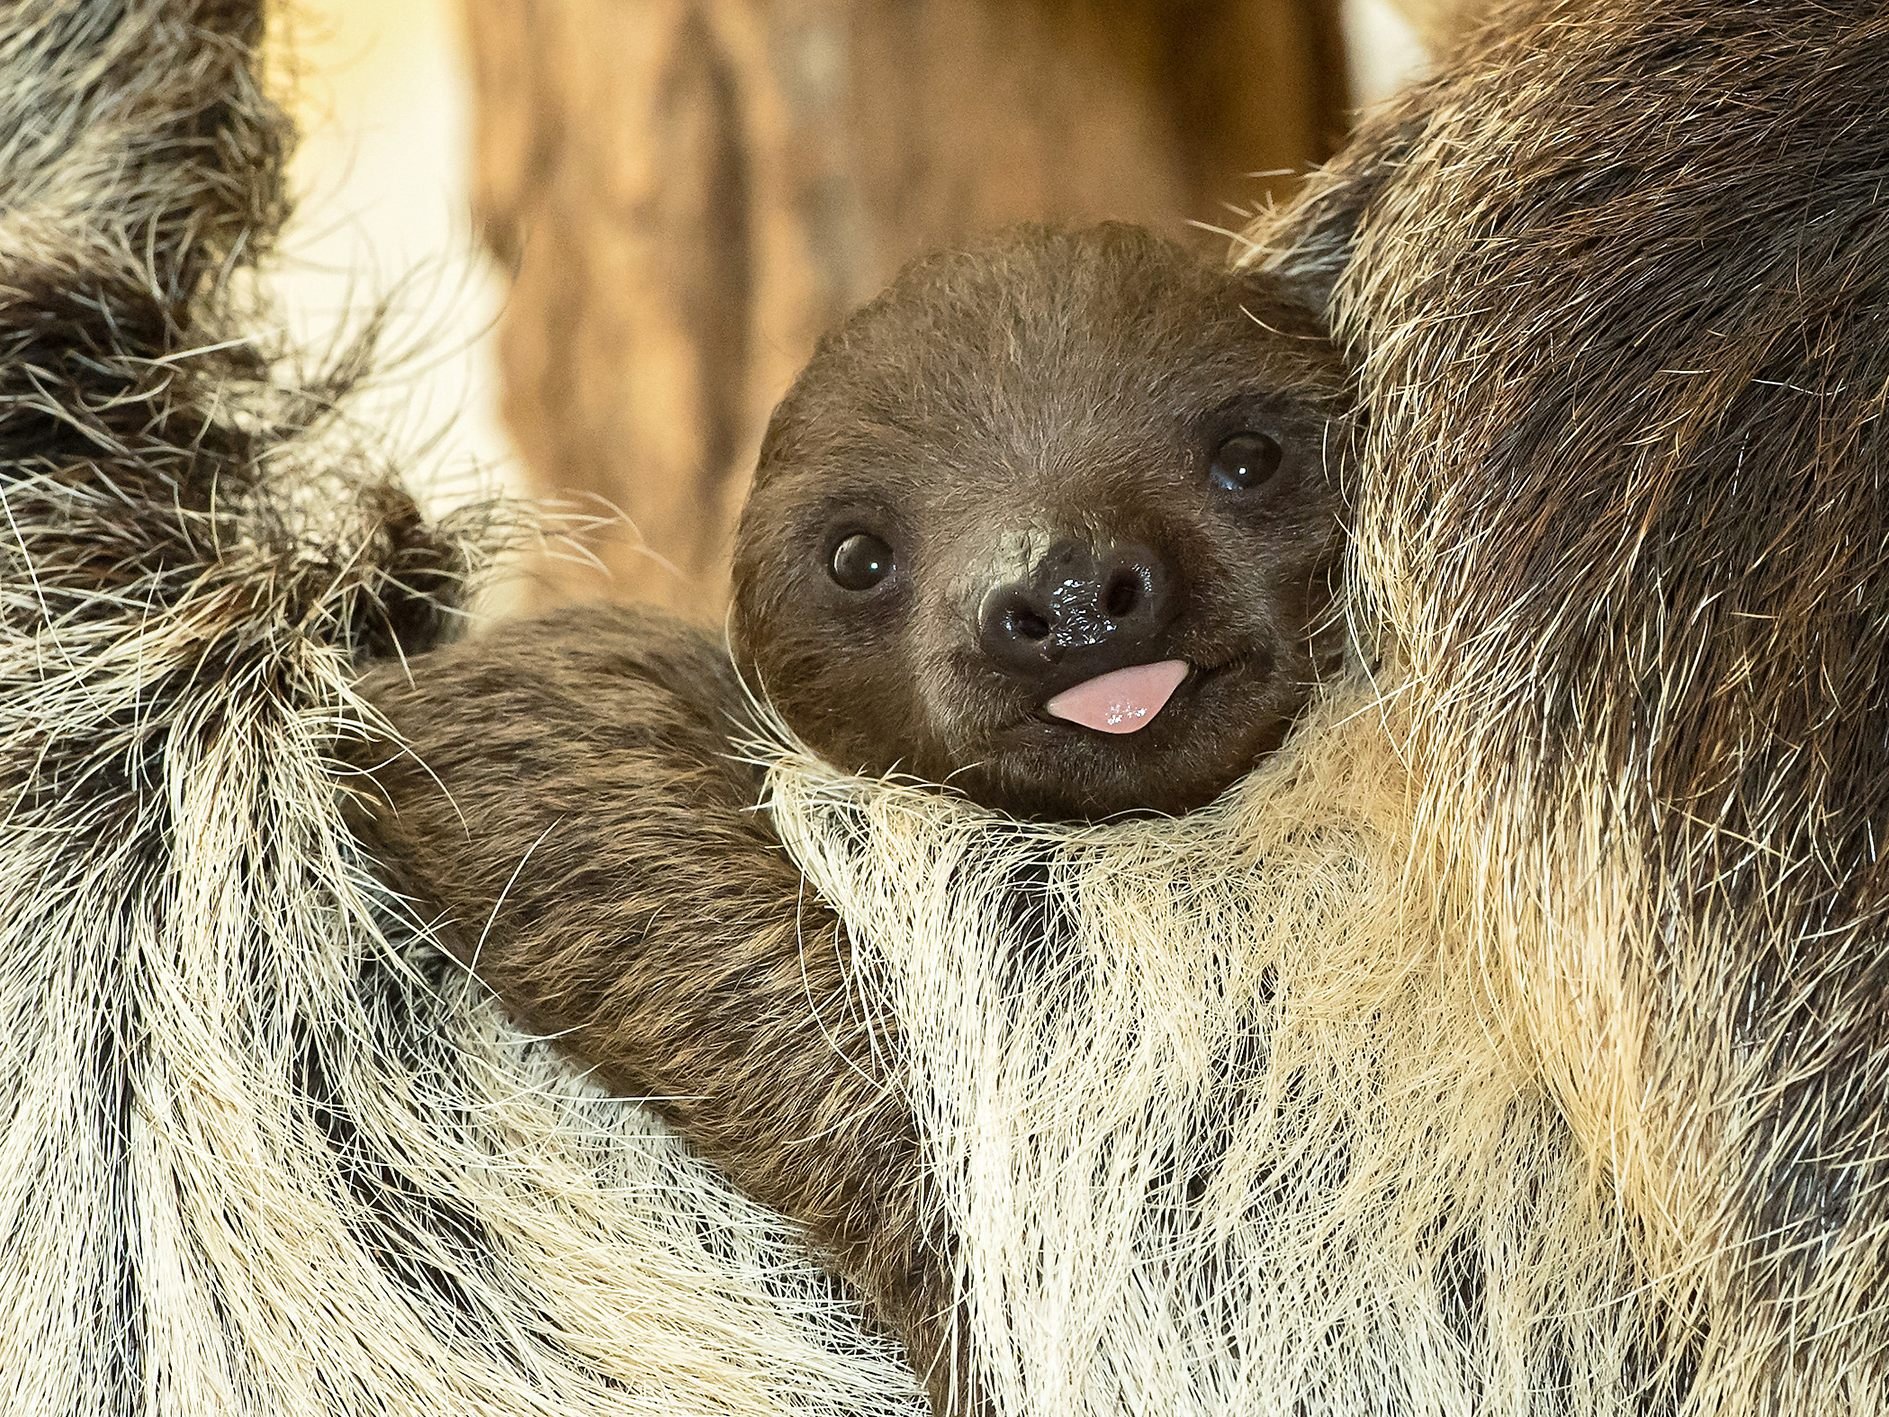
[732,223,1353,819]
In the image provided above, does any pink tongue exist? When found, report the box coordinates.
[1043,659,1190,735]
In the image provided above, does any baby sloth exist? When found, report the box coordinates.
[732,223,1352,819]
[352,225,1357,1406]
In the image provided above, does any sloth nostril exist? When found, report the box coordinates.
[1104,572,1140,620]
[1008,606,1051,641]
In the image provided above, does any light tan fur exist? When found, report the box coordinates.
[753,679,1671,1412]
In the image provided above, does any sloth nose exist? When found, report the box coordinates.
[976,538,1180,681]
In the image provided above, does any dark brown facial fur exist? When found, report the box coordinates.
[732,224,1352,819]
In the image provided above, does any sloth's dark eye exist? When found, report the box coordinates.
[1209,431,1284,493]
[829,531,894,590]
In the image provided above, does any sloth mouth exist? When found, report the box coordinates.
[961,652,1281,818]
[1015,654,1251,738]
[1042,659,1192,734]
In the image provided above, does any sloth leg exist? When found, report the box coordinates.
[349,603,973,1414]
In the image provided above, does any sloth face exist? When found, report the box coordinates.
[733,224,1353,820]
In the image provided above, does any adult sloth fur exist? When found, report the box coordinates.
[9,1,1889,1416]
[1266,0,1889,1402]
[366,0,1889,1411]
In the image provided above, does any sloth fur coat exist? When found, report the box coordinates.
[2,0,1885,1414]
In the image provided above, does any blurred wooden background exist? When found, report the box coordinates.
[271,0,1421,619]
[460,0,1366,617]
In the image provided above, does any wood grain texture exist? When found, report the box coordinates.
[461,0,1349,615]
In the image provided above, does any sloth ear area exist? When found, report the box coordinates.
[1230,268,1332,340]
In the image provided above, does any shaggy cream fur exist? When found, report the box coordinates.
[0,302,922,1417]
[759,686,1669,1414]
[0,3,916,1413]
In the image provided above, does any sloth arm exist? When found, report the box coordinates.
[347,604,965,1410]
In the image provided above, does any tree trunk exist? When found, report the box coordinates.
[463,0,1350,616]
